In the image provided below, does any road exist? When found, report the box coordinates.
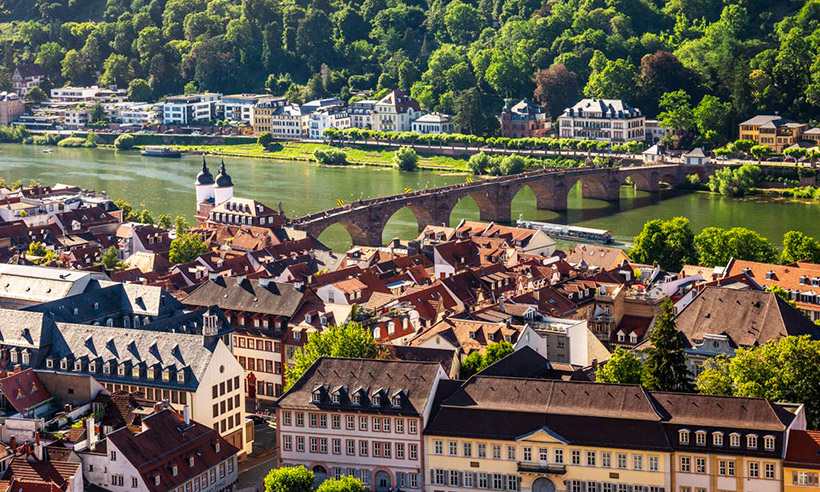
[237,421,277,492]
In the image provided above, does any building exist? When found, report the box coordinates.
[738,115,808,153]
[63,108,90,129]
[274,357,448,491]
[372,90,423,133]
[349,100,376,129]
[683,148,708,165]
[642,144,666,163]
[558,98,645,142]
[218,94,268,124]
[114,102,157,126]
[784,430,820,492]
[724,259,820,321]
[645,119,672,143]
[158,93,221,125]
[0,92,25,126]
[257,104,305,138]
[2,451,82,492]
[309,105,351,139]
[84,408,238,492]
[50,86,126,104]
[0,264,105,310]
[250,96,289,135]
[514,316,610,367]
[565,244,631,271]
[206,197,284,229]
[412,112,454,135]
[11,64,44,97]
[455,221,557,257]
[500,98,551,139]
[195,161,235,224]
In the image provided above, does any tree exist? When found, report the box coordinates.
[706,164,760,197]
[641,299,694,392]
[90,102,106,123]
[157,214,172,230]
[694,227,778,267]
[317,476,366,492]
[114,134,135,150]
[35,42,66,77]
[693,95,731,147]
[26,87,48,103]
[100,54,133,88]
[696,336,820,428]
[782,231,820,264]
[127,79,152,102]
[584,54,636,101]
[169,233,209,264]
[459,341,514,378]
[636,50,698,116]
[596,347,643,384]
[750,145,771,164]
[99,246,124,270]
[26,241,47,258]
[658,90,695,148]
[468,152,492,175]
[61,49,86,84]
[499,155,525,175]
[258,132,273,148]
[285,323,382,389]
[533,64,579,116]
[630,217,696,272]
[174,216,191,236]
[393,146,419,171]
[264,466,314,492]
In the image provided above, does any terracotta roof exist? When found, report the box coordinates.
[725,259,820,299]
[0,369,52,414]
[1,457,79,491]
[565,244,629,270]
[410,318,520,354]
[786,430,820,469]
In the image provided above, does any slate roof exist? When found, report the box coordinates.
[650,391,794,431]
[0,264,98,304]
[13,64,43,79]
[0,309,54,349]
[182,277,306,317]
[375,90,420,113]
[562,98,642,118]
[389,345,457,374]
[106,409,237,492]
[275,357,442,417]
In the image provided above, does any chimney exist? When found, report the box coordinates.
[25,442,30,459]
[88,416,97,451]
[9,435,17,452]
[34,432,43,461]
[591,359,598,370]
[183,406,190,425]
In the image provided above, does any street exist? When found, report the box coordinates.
[237,421,277,492]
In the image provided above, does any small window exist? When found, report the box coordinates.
[764,435,776,451]
[695,431,707,446]
[679,429,690,445]
[730,433,741,448]
[332,392,341,404]
[372,394,382,406]
[352,393,361,405]
[312,390,322,403]
[747,434,758,449]
[713,432,724,446]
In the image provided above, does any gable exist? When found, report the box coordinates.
[516,426,569,444]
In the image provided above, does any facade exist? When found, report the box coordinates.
[785,430,820,492]
[350,100,376,129]
[500,99,551,139]
[412,112,454,135]
[309,105,351,139]
[51,86,126,103]
[738,115,808,153]
[275,357,447,491]
[258,104,305,138]
[250,96,289,134]
[12,64,44,97]
[159,93,221,125]
[115,102,157,126]
[514,317,610,367]
[0,92,25,126]
[646,119,672,143]
[724,259,820,321]
[218,93,268,124]
[372,90,423,132]
[558,99,645,142]
[64,108,90,128]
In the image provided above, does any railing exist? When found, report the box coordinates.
[517,462,567,475]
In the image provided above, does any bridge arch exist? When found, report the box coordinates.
[621,171,658,193]
[316,220,375,248]
[381,203,441,244]
[659,172,680,186]
[567,175,620,201]
[510,182,568,212]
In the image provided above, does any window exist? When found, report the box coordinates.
[478,473,489,489]
[434,470,445,486]
[396,443,405,459]
[333,439,341,454]
[713,432,724,446]
[507,445,516,460]
[110,451,117,462]
[492,444,502,459]
[695,431,706,446]
[764,435,776,451]
[634,455,644,471]
[296,436,305,452]
[295,412,304,426]
[695,457,705,474]
[478,443,487,458]
[396,419,404,433]
[283,435,292,451]
[719,460,735,476]
[434,440,443,455]
[554,449,564,464]
[749,462,759,478]
[730,433,741,448]
[373,417,381,432]
[679,429,690,445]
[464,473,475,488]
[617,453,627,469]
[765,463,775,479]
[360,441,368,456]
[523,447,531,462]
[383,418,390,432]
[464,442,473,457]
[332,415,340,429]
[571,450,581,465]
[649,455,659,472]
[748,434,758,449]
[346,440,354,455]
[359,416,367,431]
[409,444,418,460]
[680,456,690,473]
[602,452,611,468]
[131,477,138,488]
[449,441,458,456]
[586,451,596,466]
[346,415,354,430]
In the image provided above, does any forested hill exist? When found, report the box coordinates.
[1,0,819,144]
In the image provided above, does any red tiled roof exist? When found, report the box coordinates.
[0,369,51,414]
[1,457,79,491]
[786,430,820,469]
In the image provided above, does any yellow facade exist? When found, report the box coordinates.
[426,430,669,492]
[785,466,820,492]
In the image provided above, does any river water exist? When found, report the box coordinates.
[1,143,818,252]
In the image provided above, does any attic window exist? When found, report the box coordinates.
[372,393,382,406]
[679,429,690,445]
[171,465,178,477]
[391,395,402,407]
[132,366,140,378]
[312,390,322,403]
[332,392,341,404]
[189,456,195,467]
[73,308,79,315]
[215,442,220,453]
[46,358,54,369]
[765,271,774,280]
[177,370,185,383]
[352,393,361,405]
[764,435,775,451]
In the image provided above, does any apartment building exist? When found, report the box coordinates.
[0,92,25,125]
[738,115,808,152]
[309,105,351,139]
[250,96,289,134]
[372,90,423,132]
[275,357,447,491]
[558,98,645,142]
[50,86,126,103]
[500,98,550,139]
[12,64,44,97]
[219,93,268,124]
[158,93,221,125]
[350,100,376,129]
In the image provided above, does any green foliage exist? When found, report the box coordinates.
[26,241,47,257]
[157,214,172,230]
[26,87,48,103]
[169,233,209,264]
[782,231,820,264]
[316,476,366,492]
[114,134,135,150]
[693,226,778,267]
[596,347,643,384]
[707,165,761,197]
[459,341,514,379]
[630,217,696,272]
[264,466,314,492]
[766,285,799,310]
[285,323,382,390]
[642,299,694,392]
[313,148,349,165]
[99,246,124,270]
[257,132,273,148]
[696,336,820,428]
[174,216,191,236]
[393,146,419,171]
[468,152,492,175]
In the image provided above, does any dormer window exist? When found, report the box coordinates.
[765,271,774,280]
[177,370,185,383]
[695,431,706,446]
[372,394,382,406]
[60,358,68,370]
[46,358,54,369]
[132,366,140,378]
[332,392,341,404]
[171,465,178,477]
[629,333,638,344]
[162,368,170,382]
[312,389,322,403]
[713,432,723,446]
[118,365,126,376]
[189,456,195,467]
[679,429,690,445]
[392,395,402,407]
[215,442,220,453]
[352,393,361,405]
[147,367,155,379]
[764,435,775,451]
[730,433,741,448]
[747,434,758,449]
[154,476,160,486]
[74,360,82,372]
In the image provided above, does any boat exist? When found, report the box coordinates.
[140,146,182,158]
[517,216,614,244]
[42,149,53,154]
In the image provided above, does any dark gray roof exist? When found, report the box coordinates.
[182,277,306,317]
[196,159,214,185]
[215,161,233,188]
[0,309,55,349]
[275,357,443,416]
[390,345,457,373]
[477,346,552,378]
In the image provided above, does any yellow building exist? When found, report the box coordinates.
[785,430,820,492]
[738,115,808,152]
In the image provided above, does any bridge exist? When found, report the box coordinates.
[290,163,716,246]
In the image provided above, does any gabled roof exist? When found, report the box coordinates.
[786,430,820,469]
[1,457,79,491]
[13,64,43,79]
[183,277,306,317]
[375,90,421,113]
[0,369,52,414]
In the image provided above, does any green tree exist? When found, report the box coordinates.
[706,164,760,197]
[127,79,152,102]
[393,146,419,171]
[641,299,693,392]
[169,233,209,264]
[693,95,731,147]
[99,246,124,270]
[750,145,771,164]
[114,134,135,150]
[100,54,133,88]
[782,231,820,264]
[766,285,799,310]
[174,216,191,236]
[658,90,695,148]
[630,217,696,272]
[26,87,48,103]
[499,155,525,175]
[584,54,636,101]
[596,347,643,384]
[258,132,274,148]
[26,241,48,258]
[35,42,66,77]
[157,214,172,230]
[316,476,366,492]
[264,466,314,492]
[694,226,778,267]
[285,323,382,389]
[696,336,820,428]
[468,152,492,175]
[459,341,514,378]
[61,49,86,84]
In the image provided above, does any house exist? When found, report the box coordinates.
[559,98,645,142]
[785,430,820,492]
[217,93,268,124]
[514,316,610,367]
[565,244,630,271]
[84,408,238,492]
[738,115,808,153]
[11,64,44,97]
[309,104,351,139]
[158,93,221,125]
[455,220,557,257]
[349,99,376,129]
[410,318,520,357]
[50,86,126,104]
[683,147,708,165]
[642,144,665,163]
[0,368,54,418]
[724,259,820,321]
[0,264,105,309]
[371,90,423,133]
[0,93,24,126]
[411,112,454,135]
[645,119,672,143]
[500,98,551,139]
[274,357,448,491]
[206,197,284,229]
[2,448,82,492]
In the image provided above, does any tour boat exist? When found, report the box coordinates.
[517,216,614,244]
[140,146,182,158]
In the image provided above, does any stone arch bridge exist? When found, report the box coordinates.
[290,163,715,246]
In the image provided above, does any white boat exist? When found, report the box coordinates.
[517,216,614,244]
[42,149,53,154]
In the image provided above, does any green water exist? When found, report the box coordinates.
[1,143,818,251]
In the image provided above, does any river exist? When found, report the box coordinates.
[1,143,818,252]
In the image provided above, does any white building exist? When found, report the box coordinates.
[275,358,447,491]
[411,112,454,135]
[50,86,126,103]
[514,316,610,367]
[372,90,423,133]
[558,98,645,142]
[12,64,44,97]
[64,108,90,129]
[646,119,672,143]
[309,105,351,139]
[349,99,376,129]
[158,93,221,125]
[218,94,268,124]
[114,102,157,126]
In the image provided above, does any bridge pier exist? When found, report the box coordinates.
[535,190,568,211]
[633,181,660,193]
[581,179,621,201]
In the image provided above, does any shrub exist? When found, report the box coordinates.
[393,146,419,171]
[57,137,87,147]
[114,133,135,150]
[313,148,348,165]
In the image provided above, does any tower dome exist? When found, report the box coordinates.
[215,161,233,188]
[196,157,214,185]
[213,160,234,205]
[195,157,215,204]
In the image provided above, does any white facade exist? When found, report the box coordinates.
[411,113,454,135]
[51,86,126,103]
[159,93,220,125]
[372,91,423,133]
[558,98,645,142]
[218,94,268,124]
[514,317,610,366]
[115,102,157,125]
[309,106,351,139]
[64,109,90,128]
[349,100,376,129]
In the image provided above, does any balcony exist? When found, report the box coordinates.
[517,462,567,475]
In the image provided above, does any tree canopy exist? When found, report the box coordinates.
[641,299,694,392]
[630,217,696,272]
[264,466,314,492]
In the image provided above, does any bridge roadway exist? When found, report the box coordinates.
[290,163,715,247]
